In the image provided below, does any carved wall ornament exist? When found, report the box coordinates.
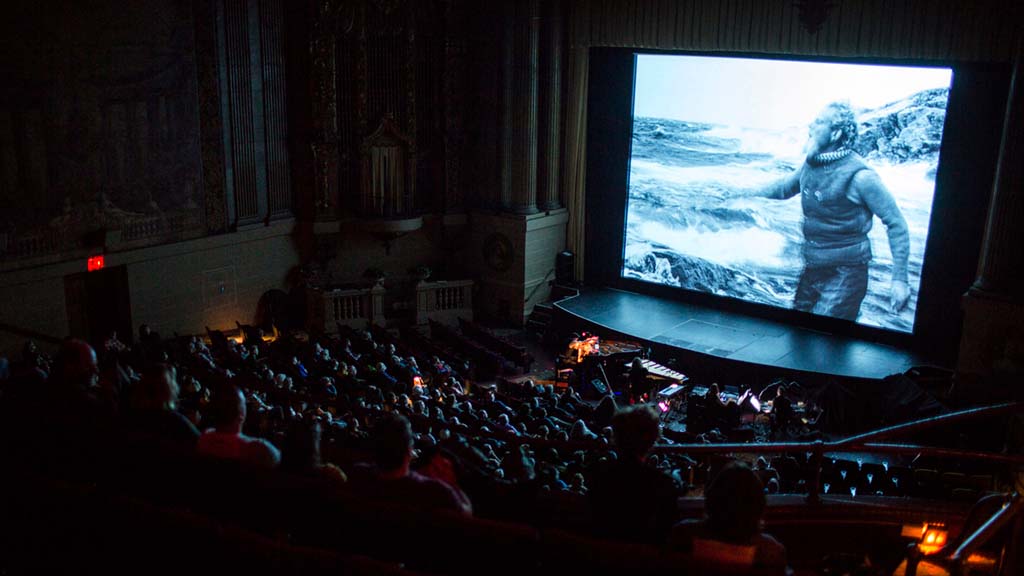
[309,0,464,224]
[311,141,338,213]
[360,115,414,218]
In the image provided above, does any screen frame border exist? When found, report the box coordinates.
[584,46,1009,357]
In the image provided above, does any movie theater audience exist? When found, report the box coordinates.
[0,316,1003,576]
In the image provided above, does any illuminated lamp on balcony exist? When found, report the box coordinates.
[918,524,948,555]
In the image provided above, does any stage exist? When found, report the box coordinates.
[553,287,930,381]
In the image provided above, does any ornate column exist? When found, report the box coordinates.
[497,0,515,211]
[509,0,540,214]
[442,0,466,212]
[959,40,1024,380]
[309,0,345,220]
[537,0,563,211]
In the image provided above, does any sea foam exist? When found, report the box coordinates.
[635,221,790,270]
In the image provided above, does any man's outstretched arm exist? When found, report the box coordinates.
[729,168,802,200]
[850,170,911,312]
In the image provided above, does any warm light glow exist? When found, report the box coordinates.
[413,376,424,388]
[965,554,996,567]
[568,335,601,363]
[918,526,948,555]
[901,523,926,538]
[87,254,105,272]
[261,324,280,343]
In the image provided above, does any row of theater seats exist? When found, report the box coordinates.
[0,463,784,576]
[0,474,413,576]
[761,455,993,499]
[427,319,506,379]
[457,317,534,372]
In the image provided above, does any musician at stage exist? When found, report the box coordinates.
[705,383,744,431]
[706,383,728,418]
[770,385,795,439]
[627,357,653,403]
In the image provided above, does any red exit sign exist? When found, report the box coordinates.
[87,254,105,272]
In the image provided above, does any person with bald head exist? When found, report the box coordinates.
[197,384,280,468]
[52,338,100,391]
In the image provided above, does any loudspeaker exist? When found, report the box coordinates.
[556,251,575,284]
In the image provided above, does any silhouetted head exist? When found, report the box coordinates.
[705,460,766,543]
[611,405,661,461]
[282,418,322,474]
[53,339,99,389]
[372,412,413,474]
[133,363,179,412]
[206,384,247,433]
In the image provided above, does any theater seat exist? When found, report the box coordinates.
[540,528,677,574]
[691,537,757,567]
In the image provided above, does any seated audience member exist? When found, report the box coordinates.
[587,405,681,544]
[349,412,472,515]
[502,444,536,482]
[669,460,787,571]
[16,340,50,383]
[495,413,520,436]
[136,324,164,365]
[123,363,199,453]
[2,339,110,475]
[591,394,618,429]
[197,384,281,468]
[281,419,347,483]
[557,385,589,418]
[570,419,599,441]
[372,361,400,391]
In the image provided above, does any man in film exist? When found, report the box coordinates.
[747,101,911,321]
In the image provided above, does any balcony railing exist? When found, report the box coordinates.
[309,284,386,333]
[415,279,473,326]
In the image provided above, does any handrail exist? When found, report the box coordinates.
[834,402,1022,448]
[852,443,1024,466]
[0,321,63,346]
[651,440,1024,466]
[950,492,1021,565]
[525,267,556,304]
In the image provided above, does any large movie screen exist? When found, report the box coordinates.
[622,54,953,333]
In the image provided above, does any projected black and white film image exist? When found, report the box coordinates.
[622,54,952,333]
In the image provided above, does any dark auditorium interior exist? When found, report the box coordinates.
[1,1,1022,575]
